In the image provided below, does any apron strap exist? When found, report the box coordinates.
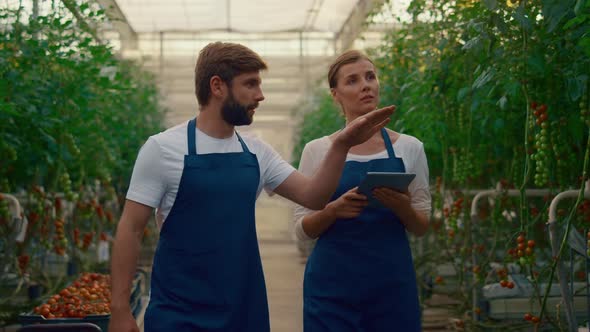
[187,118,197,155]
[381,128,395,158]
[236,132,252,153]
[189,118,251,155]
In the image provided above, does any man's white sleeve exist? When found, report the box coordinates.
[126,137,166,208]
[259,140,296,192]
[409,143,431,215]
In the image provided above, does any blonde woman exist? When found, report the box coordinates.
[294,50,431,332]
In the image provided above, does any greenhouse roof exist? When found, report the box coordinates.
[112,0,373,34]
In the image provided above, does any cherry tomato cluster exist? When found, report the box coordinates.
[73,228,80,247]
[17,254,30,274]
[64,133,80,157]
[72,228,95,251]
[53,218,67,256]
[507,233,536,266]
[58,172,78,202]
[29,188,73,255]
[452,148,472,185]
[434,275,444,285]
[105,211,114,224]
[435,176,442,193]
[580,94,589,127]
[530,102,550,187]
[496,267,515,289]
[431,181,445,232]
[471,265,481,277]
[577,200,590,226]
[33,273,111,319]
[95,205,104,219]
[27,186,49,248]
[38,216,52,248]
[444,197,464,238]
[576,269,587,282]
[472,244,485,255]
[72,198,114,250]
[524,313,541,324]
[573,200,590,257]
[82,232,94,250]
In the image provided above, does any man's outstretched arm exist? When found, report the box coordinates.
[274,105,395,209]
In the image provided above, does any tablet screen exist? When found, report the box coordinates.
[358,172,416,208]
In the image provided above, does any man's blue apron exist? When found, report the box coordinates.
[144,118,269,331]
[303,128,421,332]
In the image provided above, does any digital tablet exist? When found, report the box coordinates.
[358,172,416,207]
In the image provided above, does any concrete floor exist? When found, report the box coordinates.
[257,195,305,332]
[260,239,305,332]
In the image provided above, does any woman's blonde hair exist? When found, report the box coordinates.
[327,50,374,88]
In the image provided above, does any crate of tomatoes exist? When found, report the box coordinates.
[19,271,145,331]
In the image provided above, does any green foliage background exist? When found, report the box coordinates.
[293,0,590,191]
[291,2,590,328]
[0,3,166,195]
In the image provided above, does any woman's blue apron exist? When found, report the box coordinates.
[303,128,421,332]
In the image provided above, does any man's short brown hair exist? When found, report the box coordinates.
[195,42,267,106]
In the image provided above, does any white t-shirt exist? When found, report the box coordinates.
[126,121,296,229]
[293,130,431,241]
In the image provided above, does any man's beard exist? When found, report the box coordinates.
[221,92,257,126]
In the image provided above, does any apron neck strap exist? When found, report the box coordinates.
[187,118,251,155]
[381,128,395,158]
[187,118,197,155]
[236,132,251,153]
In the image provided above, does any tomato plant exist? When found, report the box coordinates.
[294,0,590,330]
[0,2,164,321]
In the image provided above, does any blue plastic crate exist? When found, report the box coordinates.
[19,313,110,331]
